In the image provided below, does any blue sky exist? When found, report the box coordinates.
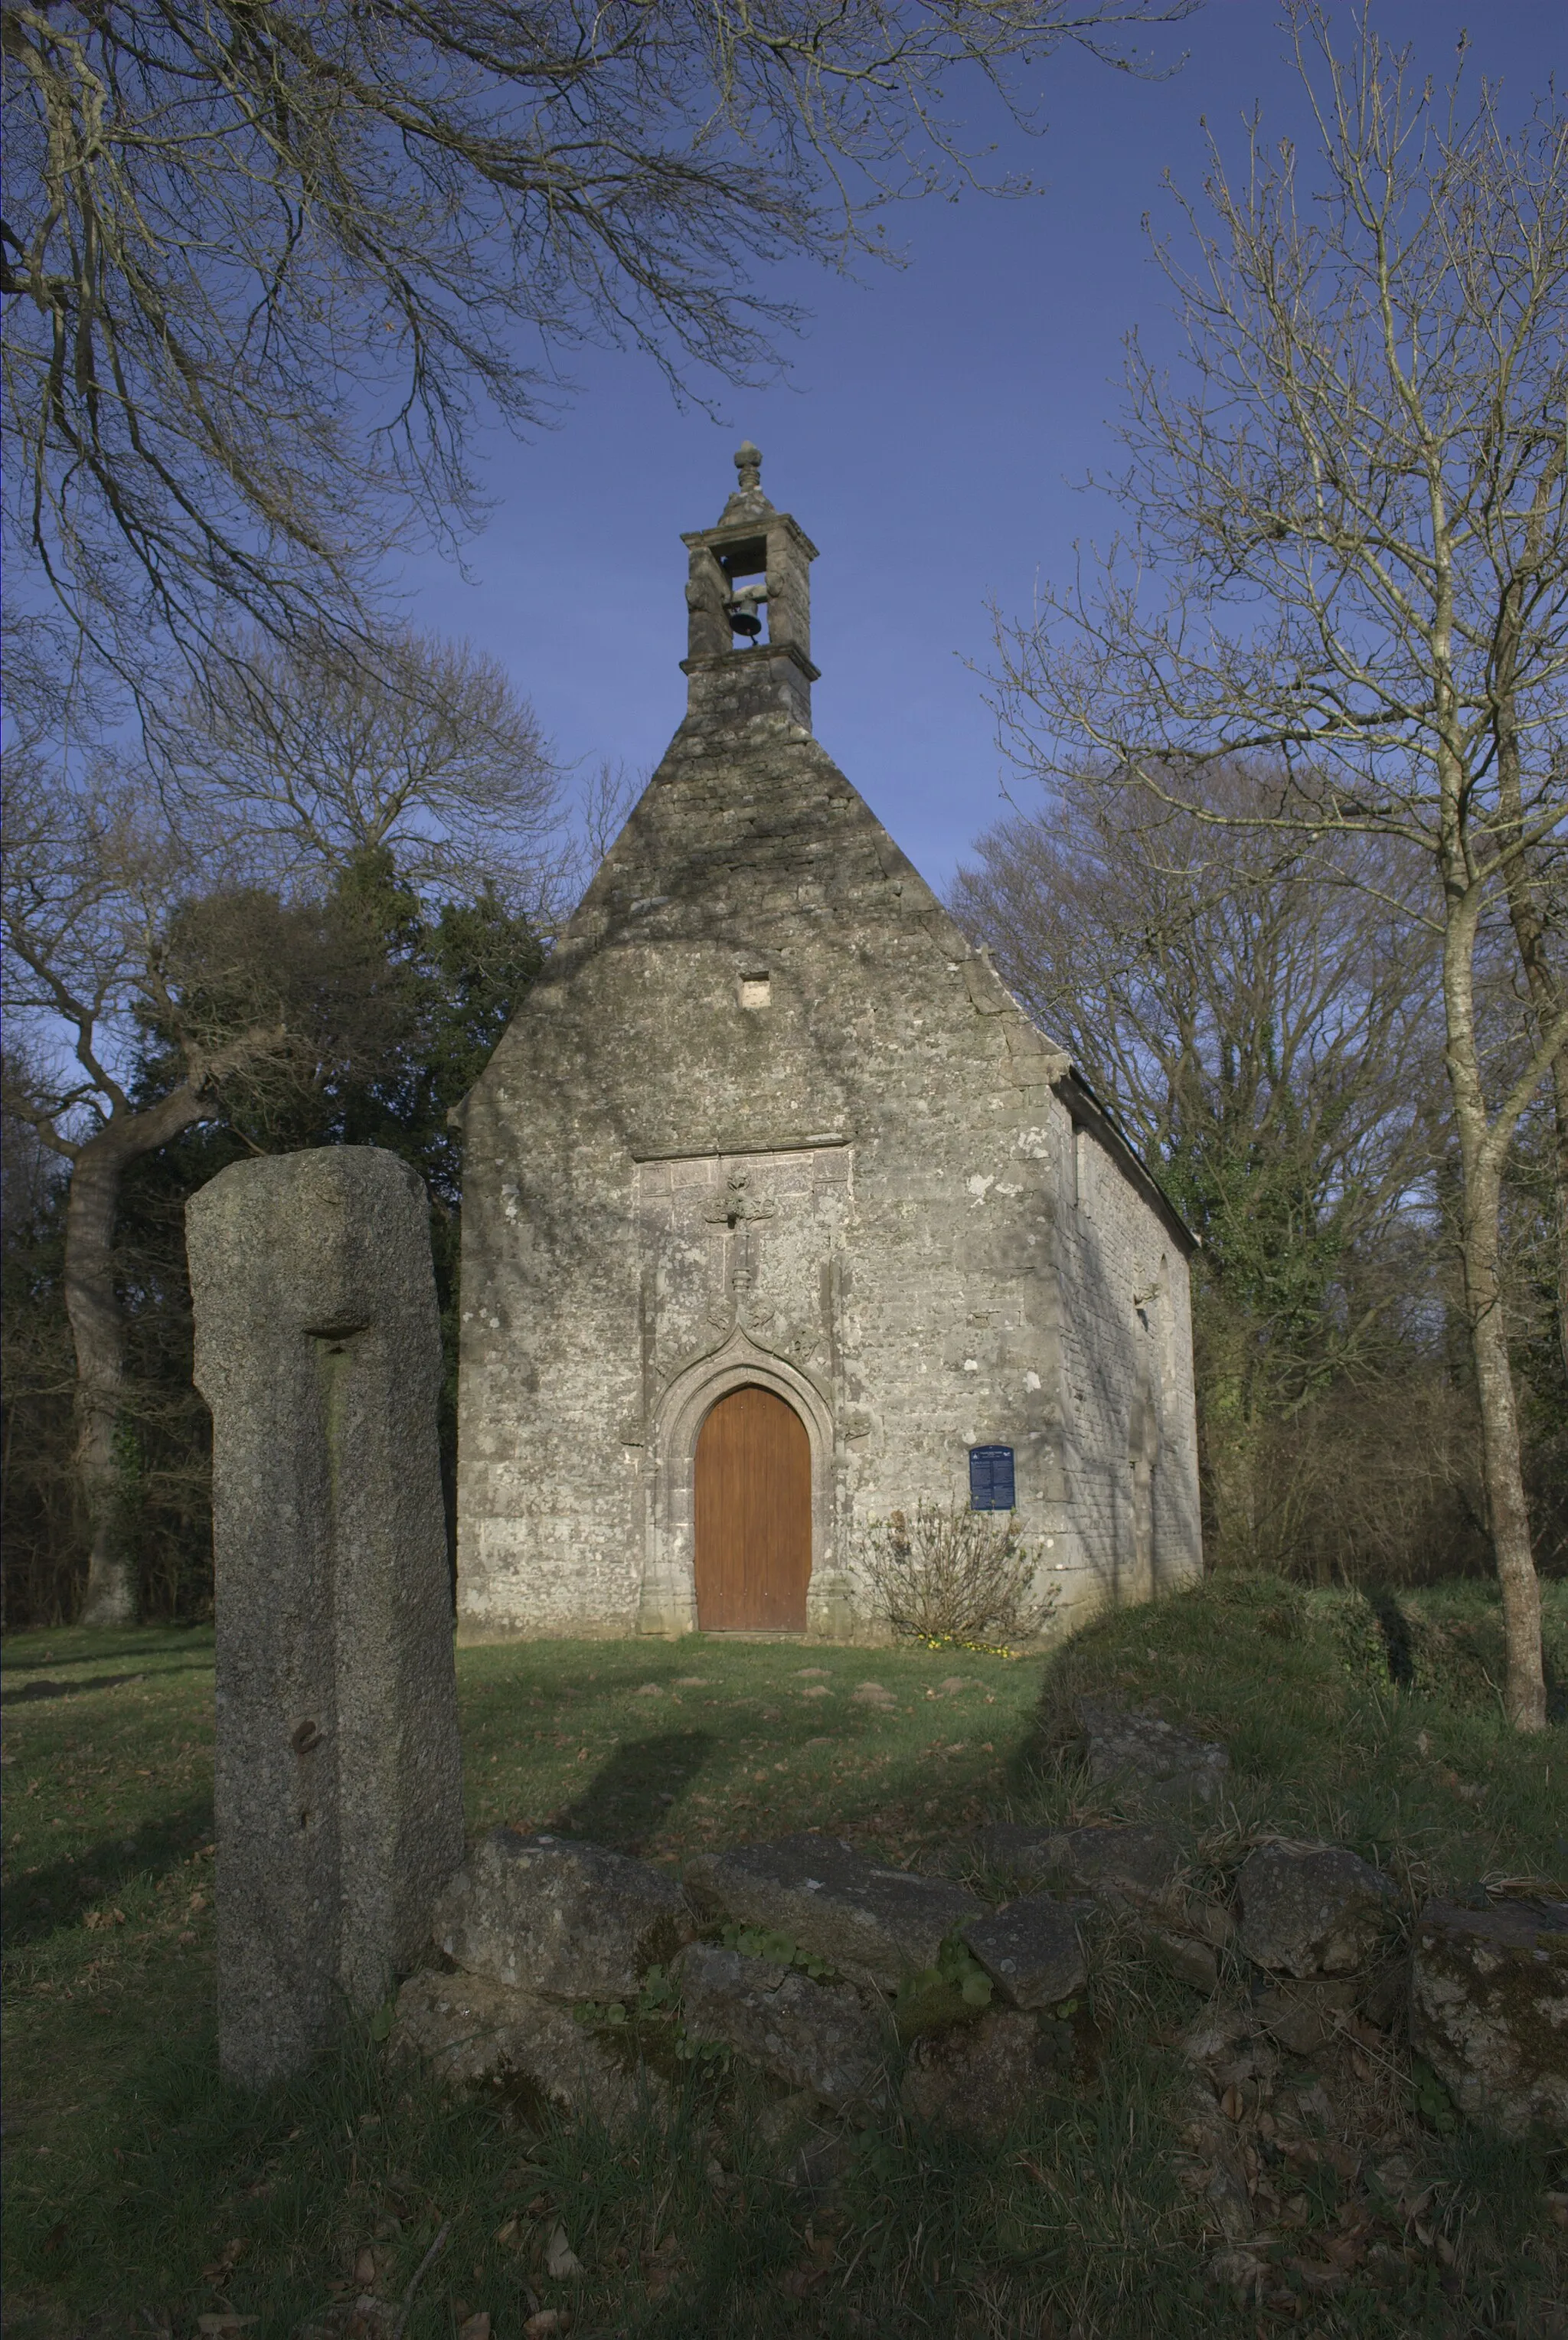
[397,0,1563,894]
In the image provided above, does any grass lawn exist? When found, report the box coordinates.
[3,1578,1565,2338]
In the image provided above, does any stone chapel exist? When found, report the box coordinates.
[453,449,1201,1641]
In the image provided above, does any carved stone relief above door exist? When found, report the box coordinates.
[632,1145,852,1416]
[632,1145,853,1638]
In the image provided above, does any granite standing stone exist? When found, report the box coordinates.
[188,1146,465,2087]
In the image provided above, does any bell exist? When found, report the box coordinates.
[725,578,768,643]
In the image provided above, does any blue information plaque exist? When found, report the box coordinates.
[969,1445,1016,1511]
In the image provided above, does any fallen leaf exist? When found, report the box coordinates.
[545,2224,583,2279]
[1219,2083,1245,2122]
[1366,2240,1413,2280]
[197,2321,259,2337]
[344,2304,397,2339]
[201,2240,246,2280]
[1288,2257,1349,2295]
[354,2247,377,2285]
[457,2316,491,2340]
[524,2313,572,2338]
[781,2263,828,2298]
[1207,2249,1266,2299]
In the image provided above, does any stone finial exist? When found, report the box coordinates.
[733,440,763,491]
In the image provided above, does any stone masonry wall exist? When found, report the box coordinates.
[454,681,1200,1642]
[1052,1103,1200,1614]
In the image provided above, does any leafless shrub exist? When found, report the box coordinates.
[1213,1376,1491,1587]
[860,1502,1058,1646]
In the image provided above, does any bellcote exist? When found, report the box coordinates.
[681,443,820,730]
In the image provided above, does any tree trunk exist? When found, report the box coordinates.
[58,1043,281,1626]
[65,1129,137,1626]
[1462,1178,1547,1731]
[1441,892,1549,1731]
[1542,1062,1568,1389]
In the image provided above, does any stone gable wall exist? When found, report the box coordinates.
[455,701,1200,1639]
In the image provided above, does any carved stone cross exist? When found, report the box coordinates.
[704,1170,779,1331]
[702,1168,777,1228]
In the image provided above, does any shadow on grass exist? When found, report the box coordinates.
[0,1629,212,1677]
[1,1672,147,1706]
[1367,1590,1417,1688]
[2,1794,213,1952]
[547,1730,717,1852]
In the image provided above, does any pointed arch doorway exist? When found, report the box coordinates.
[694,1384,812,1630]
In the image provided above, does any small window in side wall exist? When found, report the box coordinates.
[969,1445,1015,1511]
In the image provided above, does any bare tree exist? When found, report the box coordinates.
[0,753,358,1622]
[155,629,560,908]
[1,1079,77,1631]
[1,0,1197,701]
[991,6,1567,1724]
[3,621,552,1622]
[953,762,1440,1263]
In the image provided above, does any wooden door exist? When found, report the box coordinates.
[694,1385,811,1630]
